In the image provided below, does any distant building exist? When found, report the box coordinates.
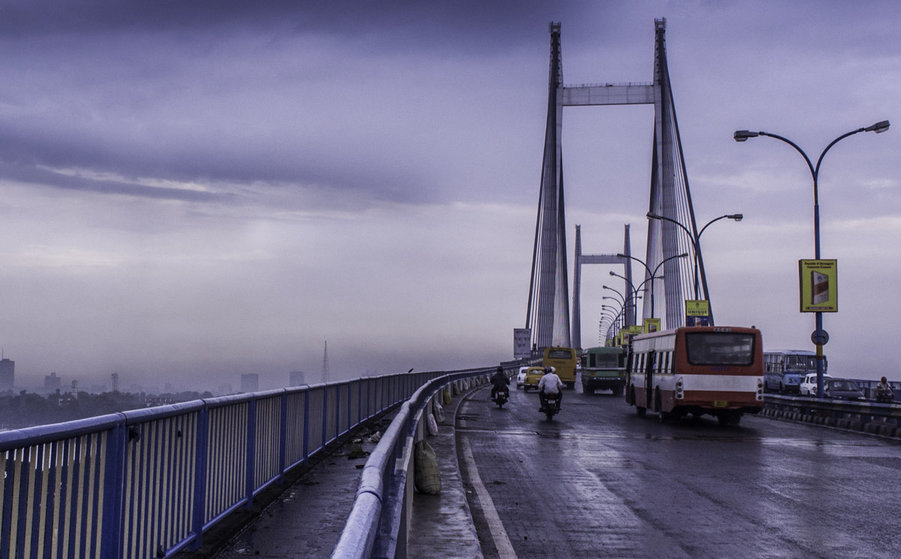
[44,372,62,391]
[111,373,120,393]
[0,358,14,391]
[240,374,259,393]
[289,370,307,386]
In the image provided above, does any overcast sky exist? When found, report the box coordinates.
[1,1,899,391]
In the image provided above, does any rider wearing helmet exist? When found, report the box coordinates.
[490,366,510,400]
[538,366,564,411]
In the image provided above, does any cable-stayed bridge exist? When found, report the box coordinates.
[1,20,899,559]
[526,19,706,353]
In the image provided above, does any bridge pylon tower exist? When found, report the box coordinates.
[526,19,701,346]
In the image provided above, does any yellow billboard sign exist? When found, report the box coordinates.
[685,300,709,316]
[799,259,837,312]
[643,318,661,333]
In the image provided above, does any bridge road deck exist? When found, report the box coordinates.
[192,380,901,558]
[459,383,901,559]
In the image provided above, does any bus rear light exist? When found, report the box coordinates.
[675,377,684,399]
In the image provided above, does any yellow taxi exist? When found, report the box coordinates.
[522,367,545,391]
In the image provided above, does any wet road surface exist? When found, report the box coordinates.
[458,384,901,559]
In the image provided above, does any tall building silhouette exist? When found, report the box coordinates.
[0,357,13,391]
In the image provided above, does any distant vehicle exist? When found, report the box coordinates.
[515,366,529,389]
[625,326,764,426]
[543,346,578,388]
[823,379,865,401]
[763,350,822,393]
[522,367,545,391]
[580,346,627,396]
[800,373,833,396]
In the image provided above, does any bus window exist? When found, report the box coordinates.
[685,332,755,366]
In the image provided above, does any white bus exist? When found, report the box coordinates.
[762,349,823,394]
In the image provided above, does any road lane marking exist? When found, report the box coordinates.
[460,436,518,558]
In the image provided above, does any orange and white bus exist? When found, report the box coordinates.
[625,326,764,426]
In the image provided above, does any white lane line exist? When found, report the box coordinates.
[460,435,518,558]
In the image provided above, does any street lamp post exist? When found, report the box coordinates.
[607,274,646,327]
[734,120,889,398]
[646,212,743,324]
[617,252,688,321]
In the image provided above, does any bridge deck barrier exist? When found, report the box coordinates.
[331,364,516,559]
[0,371,447,559]
[762,394,901,437]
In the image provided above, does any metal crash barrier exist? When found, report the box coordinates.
[0,372,446,559]
[762,394,901,437]
[331,366,495,559]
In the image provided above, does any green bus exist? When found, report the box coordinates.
[580,346,627,395]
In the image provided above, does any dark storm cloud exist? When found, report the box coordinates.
[0,0,592,51]
[0,1,603,206]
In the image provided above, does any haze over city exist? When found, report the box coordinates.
[1,1,899,392]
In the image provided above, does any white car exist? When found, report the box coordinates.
[800,373,833,396]
[515,367,529,389]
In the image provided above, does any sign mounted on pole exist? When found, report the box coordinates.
[513,328,532,359]
[643,318,661,333]
[799,259,838,312]
[685,300,710,326]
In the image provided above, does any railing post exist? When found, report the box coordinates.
[279,391,288,482]
[245,398,257,510]
[190,405,210,550]
[322,385,329,449]
[336,382,342,437]
[302,389,310,461]
[100,419,128,558]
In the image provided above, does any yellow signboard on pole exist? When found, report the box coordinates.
[643,318,661,333]
[799,259,837,312]
[685,300,711,326]
[685,300,709,316]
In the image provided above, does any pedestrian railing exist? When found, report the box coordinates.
[0,372,444,558]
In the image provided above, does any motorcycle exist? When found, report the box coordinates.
[541,392,561,421]
[492,386,510,408]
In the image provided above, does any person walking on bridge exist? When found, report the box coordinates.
[538,367,563,412]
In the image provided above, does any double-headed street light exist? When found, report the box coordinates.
[606,275,646,328]
[734,120,889,398]
[646,212,743,318]
[616,252,688,321]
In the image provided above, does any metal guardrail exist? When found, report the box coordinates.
[0,372,445,559]
[762,394,901,437]
[331,365,499,559]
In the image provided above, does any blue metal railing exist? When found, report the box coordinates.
[0,372,445,559]
[332,366,497,559]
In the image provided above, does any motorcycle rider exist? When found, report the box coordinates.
[538,366,564,412]
[875,376,894,403]
[490,366,510,400]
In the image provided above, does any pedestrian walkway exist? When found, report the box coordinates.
[181,414,393,559]
[407,386,483,558]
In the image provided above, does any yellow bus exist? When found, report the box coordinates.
[542,346,578,388]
